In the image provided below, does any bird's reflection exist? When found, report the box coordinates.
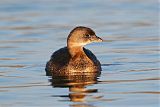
[46,71,100,102]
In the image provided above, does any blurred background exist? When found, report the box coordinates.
[0,0,159,107]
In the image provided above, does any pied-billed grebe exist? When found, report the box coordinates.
[45,26,103,75]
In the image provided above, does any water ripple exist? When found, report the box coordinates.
[0,82,49,89]
[0,65,25,68]
[99,77,160,84]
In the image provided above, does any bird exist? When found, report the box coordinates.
[45,26,103,76]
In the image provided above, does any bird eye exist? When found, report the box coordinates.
[85,34,91,38]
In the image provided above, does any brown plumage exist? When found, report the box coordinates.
[45,26,103,76]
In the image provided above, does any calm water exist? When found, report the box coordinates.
[0,0,159,107]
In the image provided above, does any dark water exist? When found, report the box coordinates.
[0,0,159,107]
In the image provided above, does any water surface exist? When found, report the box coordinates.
[0,0,159,107]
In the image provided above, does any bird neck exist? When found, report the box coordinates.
[67,42,85,57]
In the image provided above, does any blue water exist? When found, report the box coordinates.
[0,0,159,107]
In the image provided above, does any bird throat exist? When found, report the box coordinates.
[67,42,85,57]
